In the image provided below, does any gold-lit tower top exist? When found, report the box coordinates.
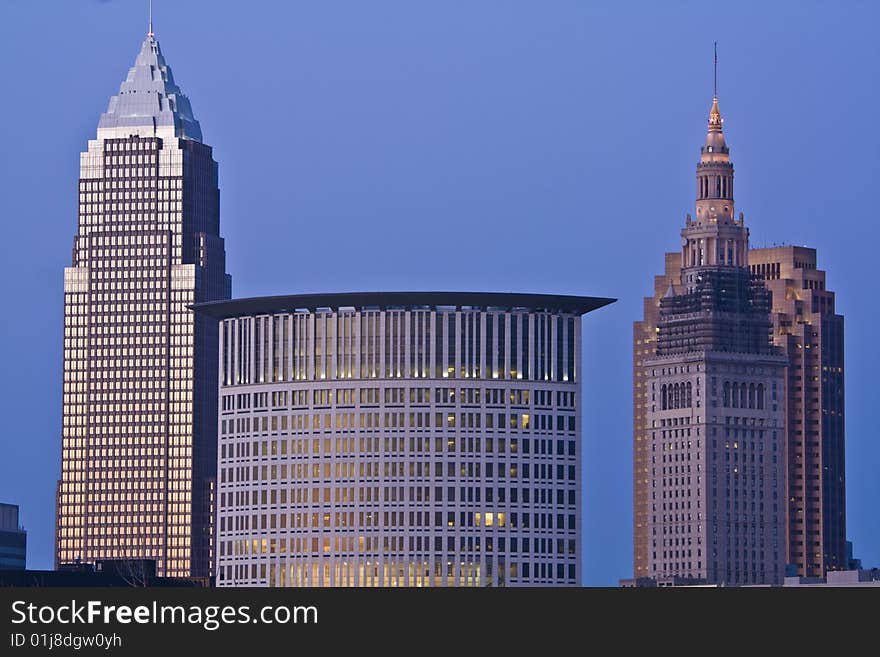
[708,96,722,130]
[707,44,723,132]
[681,42,747,277]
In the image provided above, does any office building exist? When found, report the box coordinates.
[0,504,27,570]
[634,233,846,584]
[749,247,846,577]
[55,21,231,577]
[195,291,613,586]
[634,90,788,585]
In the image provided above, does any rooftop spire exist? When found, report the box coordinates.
[714,41,717,98]
[148,0,154,39]
[692,42,735,230]
[708,42,723,132]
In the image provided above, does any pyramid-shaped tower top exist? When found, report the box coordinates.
[97,31,202,142]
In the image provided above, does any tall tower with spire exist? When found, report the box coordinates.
[55,20,231,578]
[682,45,746,278]
[632,55,788,586]
[683,93,745,274]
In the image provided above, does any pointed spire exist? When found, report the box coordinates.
[148,0,154,39]
[708,42,723,132]
[713,41,717,98]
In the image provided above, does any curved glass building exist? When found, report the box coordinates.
[195,292,613,587]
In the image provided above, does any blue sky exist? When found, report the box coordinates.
[0,0,877,585]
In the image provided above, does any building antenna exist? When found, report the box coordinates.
[714,41,718,98]
[148,0,154,38]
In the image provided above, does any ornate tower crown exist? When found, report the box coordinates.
[681,45,749,280]
[708,96,722,130]
[700,95,729,163]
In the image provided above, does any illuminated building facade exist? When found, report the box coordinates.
[632,105,847,584]
[749,246,846,577]
[634,90,788,586]
[195,292,613,587]
[55,24,231,577]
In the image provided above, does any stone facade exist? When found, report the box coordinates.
[636,93,788,585]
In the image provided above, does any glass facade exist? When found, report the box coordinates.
[55,34,231,578]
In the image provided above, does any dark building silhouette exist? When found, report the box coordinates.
[0,560,210,587]
[0,504,27,570]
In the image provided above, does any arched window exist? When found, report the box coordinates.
[731,383,738,408]
[673,384,680,409]
[740,384,748,409]
[723,382,730,407]
[661,384,667,411]
[757,383,764,410]
[749,383,756,409]
[686,382,692,408]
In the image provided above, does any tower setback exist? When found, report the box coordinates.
[749,247,846,577]
[55,27,231,577]
[635,91,788,586]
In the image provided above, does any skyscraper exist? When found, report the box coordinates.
[55,21,231,578]
[633,90,788,585]
[194,291,613,587]
[632,90,847,585]
[749,247,845,577]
